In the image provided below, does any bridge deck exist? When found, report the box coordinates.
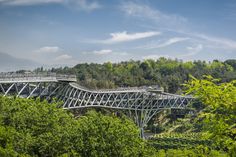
[70,82,148,93]
[0,73,77,83]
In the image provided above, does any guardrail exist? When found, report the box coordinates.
[0,73,77,82]
[70,82,164,93]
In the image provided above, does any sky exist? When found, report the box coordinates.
[0,0,236,67]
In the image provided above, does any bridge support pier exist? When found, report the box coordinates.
[128,109,162,139]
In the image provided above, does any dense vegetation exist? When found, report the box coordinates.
[145,75,235,156]
[0,94,231,156]
[185,75,236,156]
[38,58,236,93]
[0,97,154,156]
[149,133,214,150]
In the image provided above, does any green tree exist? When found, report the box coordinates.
[0,96,155,156]
[225,59,236,70]
[77,110,155,157]
[0,97,82,156]
[184,75,236,155]
[47,58,236,93]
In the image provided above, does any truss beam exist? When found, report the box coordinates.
[0,74,193,138]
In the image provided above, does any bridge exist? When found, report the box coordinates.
[0,73,193,137]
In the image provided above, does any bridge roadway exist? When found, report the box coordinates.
[0,73,193,138]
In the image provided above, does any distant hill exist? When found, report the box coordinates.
[0,52,39,72]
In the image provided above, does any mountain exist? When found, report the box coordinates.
[0,52,39,72]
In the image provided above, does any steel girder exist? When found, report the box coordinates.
[60,83,191,111]
[59,82,192,138]
[0,82,60,99]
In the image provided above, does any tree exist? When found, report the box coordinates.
[104,62,113,72]
[0,97,82,156]
[44,58,236,94]
[184,75,236,155]
[0,96,155,156]
[77,110,155,157]
[225,59,236,70]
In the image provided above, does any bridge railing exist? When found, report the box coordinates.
[55,74,77,82]
[0,73,77,82]
[70,82,163,93]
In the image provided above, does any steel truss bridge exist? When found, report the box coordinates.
[0,73,193,137]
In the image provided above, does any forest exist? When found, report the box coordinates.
[1,58,235,156]
[40,58,236,93]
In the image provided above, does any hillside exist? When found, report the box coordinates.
[42,58,236,93]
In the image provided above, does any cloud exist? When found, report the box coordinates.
[67,0,100,11]
[54,54,72,61]
[0,0,101,11]
[187,44,203,52]
[138,37,189,49]
[116,52,129,56]
[83,49,129,56]
[181,44,203,57]
[93,49,112,55]
[32,46,77,65]
[158,37,189,48]
[142,44,202,60]
[192,33,236,50]
[142,54,173,60]
[35,46,60,53]
[174,31,236,51]
[120,2,236,53]
[53,54,78,66]
[94,31,161,44]
[121,2,187,28]
[0,0,63,6]
[142,44,203,60]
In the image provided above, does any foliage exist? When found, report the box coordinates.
[43,58,236,93]
[0,96,154,157]
[0,96,81,156]
[155,148,228,157]
[149,133,214,150]
[147,109,199,135]
[184,75,236,155]
[77,111,155,157]
[149,133,227,156]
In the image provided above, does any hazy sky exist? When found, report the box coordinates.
[0,0,236,66]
